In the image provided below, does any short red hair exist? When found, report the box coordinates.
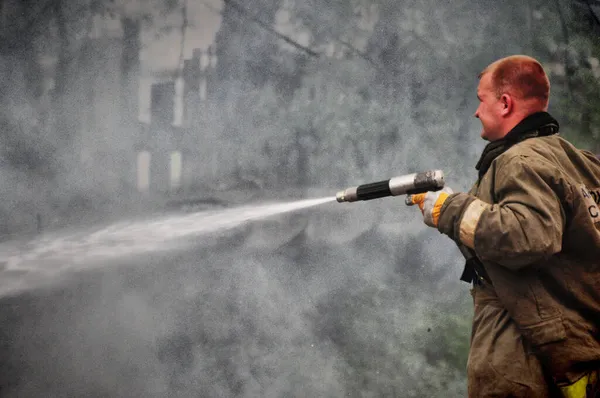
[479,55,550,108]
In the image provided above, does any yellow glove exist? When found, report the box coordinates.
[407,187,453,228]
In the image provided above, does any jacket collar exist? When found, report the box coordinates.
[475,112,559,179]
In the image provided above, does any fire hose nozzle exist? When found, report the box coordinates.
[335,187,357,203]
[335,170,445,203]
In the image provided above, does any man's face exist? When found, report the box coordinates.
[474,73,504,141]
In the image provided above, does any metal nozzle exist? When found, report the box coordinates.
[336,187,358,203]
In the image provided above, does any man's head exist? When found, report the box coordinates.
[474,55,550,141]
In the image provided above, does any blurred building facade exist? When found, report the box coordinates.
[52,0,384,199]
[30,8,223,199]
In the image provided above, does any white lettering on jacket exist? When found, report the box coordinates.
[580,185,600,221]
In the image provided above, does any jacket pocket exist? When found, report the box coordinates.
[519,316,567,347]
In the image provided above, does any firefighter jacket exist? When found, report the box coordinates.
[437,112,600,384]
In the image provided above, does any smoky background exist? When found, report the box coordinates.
[0,0,599,397]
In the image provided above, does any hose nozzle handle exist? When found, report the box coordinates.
[336,170,445,203]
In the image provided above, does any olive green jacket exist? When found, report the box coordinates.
[438,134,600,382]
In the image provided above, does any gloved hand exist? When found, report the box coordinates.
[406,187,454,228]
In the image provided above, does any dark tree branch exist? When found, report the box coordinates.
[583,0,600,26]
[222,0,320,58]
[554,0,575,97]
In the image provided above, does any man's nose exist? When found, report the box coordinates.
[474,110,479,119]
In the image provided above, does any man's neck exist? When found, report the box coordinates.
[498,109,547,140]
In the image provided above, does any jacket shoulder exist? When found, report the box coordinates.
[494,137,559,171]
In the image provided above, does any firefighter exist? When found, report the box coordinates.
[410,55,600,397]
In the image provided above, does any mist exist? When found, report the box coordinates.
[0,0,598,397]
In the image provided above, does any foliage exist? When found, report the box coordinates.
[529,0,600,151]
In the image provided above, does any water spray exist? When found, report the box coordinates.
[335,170,445,203]
[0,171,446,296]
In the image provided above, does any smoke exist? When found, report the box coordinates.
[0,0,567,397]
[0,205,467,397]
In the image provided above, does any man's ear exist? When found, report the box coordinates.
[500,94,512,116]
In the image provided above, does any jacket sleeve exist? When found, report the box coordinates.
[437,155,566,270]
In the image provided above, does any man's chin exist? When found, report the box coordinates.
[480,130,491,141]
